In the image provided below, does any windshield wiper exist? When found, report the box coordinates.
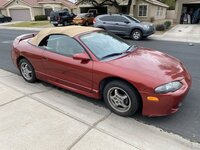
[125,45,137,53]
[101,52,124,60]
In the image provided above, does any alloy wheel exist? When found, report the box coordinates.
[107,87,131,113]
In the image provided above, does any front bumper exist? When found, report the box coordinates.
[141,74,191,117]
[143,27,155,37]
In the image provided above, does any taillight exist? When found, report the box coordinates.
[93,18,96,24]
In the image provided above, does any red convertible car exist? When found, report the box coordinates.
[12,26,191,117]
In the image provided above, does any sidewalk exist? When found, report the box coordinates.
[0,69,200,150]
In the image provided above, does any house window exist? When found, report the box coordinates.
[160,7,163,16]
[139,5,148,17]
[157,7,160,16]
[157,7,164,16]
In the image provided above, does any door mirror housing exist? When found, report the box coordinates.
[124,21,130,24]
[73,53,90,61]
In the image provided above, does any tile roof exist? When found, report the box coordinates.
[0,0,75,9]
[145,0,169,8]
[38,0,76,9]
[0,0,9,8]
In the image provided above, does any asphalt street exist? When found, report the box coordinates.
[0,29,200,143]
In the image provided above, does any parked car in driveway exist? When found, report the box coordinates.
[73,13,94,26]
[93,14,155,40]
[0,14,12,23]
[50,10,74,26]
[12,26,191,117]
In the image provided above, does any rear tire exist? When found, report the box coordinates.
[85,21,89,26]
[53,24,58,27]
[103,80,140,117]
[19,59,37,83]
[131,29,142,40]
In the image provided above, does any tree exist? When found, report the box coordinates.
[127,0,132,14]
[87,0,119,8]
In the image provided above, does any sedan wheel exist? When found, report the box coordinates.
[131,29,142,40]
[19,59,36,83]
[103,81,140,116]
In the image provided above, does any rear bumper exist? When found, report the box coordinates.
[141,74,192,117]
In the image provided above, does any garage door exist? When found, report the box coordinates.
[9,9,31,21]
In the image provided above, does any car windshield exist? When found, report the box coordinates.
[80,31,133,60]
[125,15,140,23]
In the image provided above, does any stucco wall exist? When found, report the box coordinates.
[32,7,43,17]
[42,4,62,11]
[134,0,149,21]
[0,9,7,15]
[166,10,175,19]
[134,0,167,22]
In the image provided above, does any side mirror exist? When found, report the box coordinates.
[124,21,130,24]
[73,53,90,61]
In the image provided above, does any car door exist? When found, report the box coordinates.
[40,34,93,93]
[99,16,117,32]
[111,16,130,35]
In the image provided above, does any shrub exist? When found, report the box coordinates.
[164,21,171,29]
[34,15,47,21]
[156,24,166,31]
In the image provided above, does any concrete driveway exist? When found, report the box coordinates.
[158,24,200,43]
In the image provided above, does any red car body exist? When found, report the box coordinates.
[11,27,191,117]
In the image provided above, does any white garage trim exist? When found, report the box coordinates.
[7,5,34,20]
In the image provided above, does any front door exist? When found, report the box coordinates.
[40,34,93,93]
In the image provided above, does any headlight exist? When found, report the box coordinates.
[143,25,150,30]
[155,81,182,94]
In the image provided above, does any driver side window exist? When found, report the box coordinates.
[39,34,84,57]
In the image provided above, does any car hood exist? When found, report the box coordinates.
[140,22,153,26]
[107,48,186,87]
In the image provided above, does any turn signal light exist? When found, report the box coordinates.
[147,96,159,102]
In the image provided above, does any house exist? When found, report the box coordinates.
[0,0,76,21]
[76,0,169,22]
[174,0,200,24]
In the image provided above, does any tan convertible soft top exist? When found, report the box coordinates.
[31,26,102,46]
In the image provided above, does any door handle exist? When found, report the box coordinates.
[103,22,106,24]
[115,23,119,25]
[42,57,48,60]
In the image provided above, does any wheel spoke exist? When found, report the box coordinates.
[107,87,131,113]
[114,89,120,97]
[119,101,128,109]
[20,62,33,81]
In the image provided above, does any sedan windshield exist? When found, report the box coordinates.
[80,31,132,60]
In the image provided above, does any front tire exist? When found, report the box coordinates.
[19,59,37,83]
[103,80,140,117]
[63,21,68,26]
[131,29,142,40]
[85,21,89,26]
